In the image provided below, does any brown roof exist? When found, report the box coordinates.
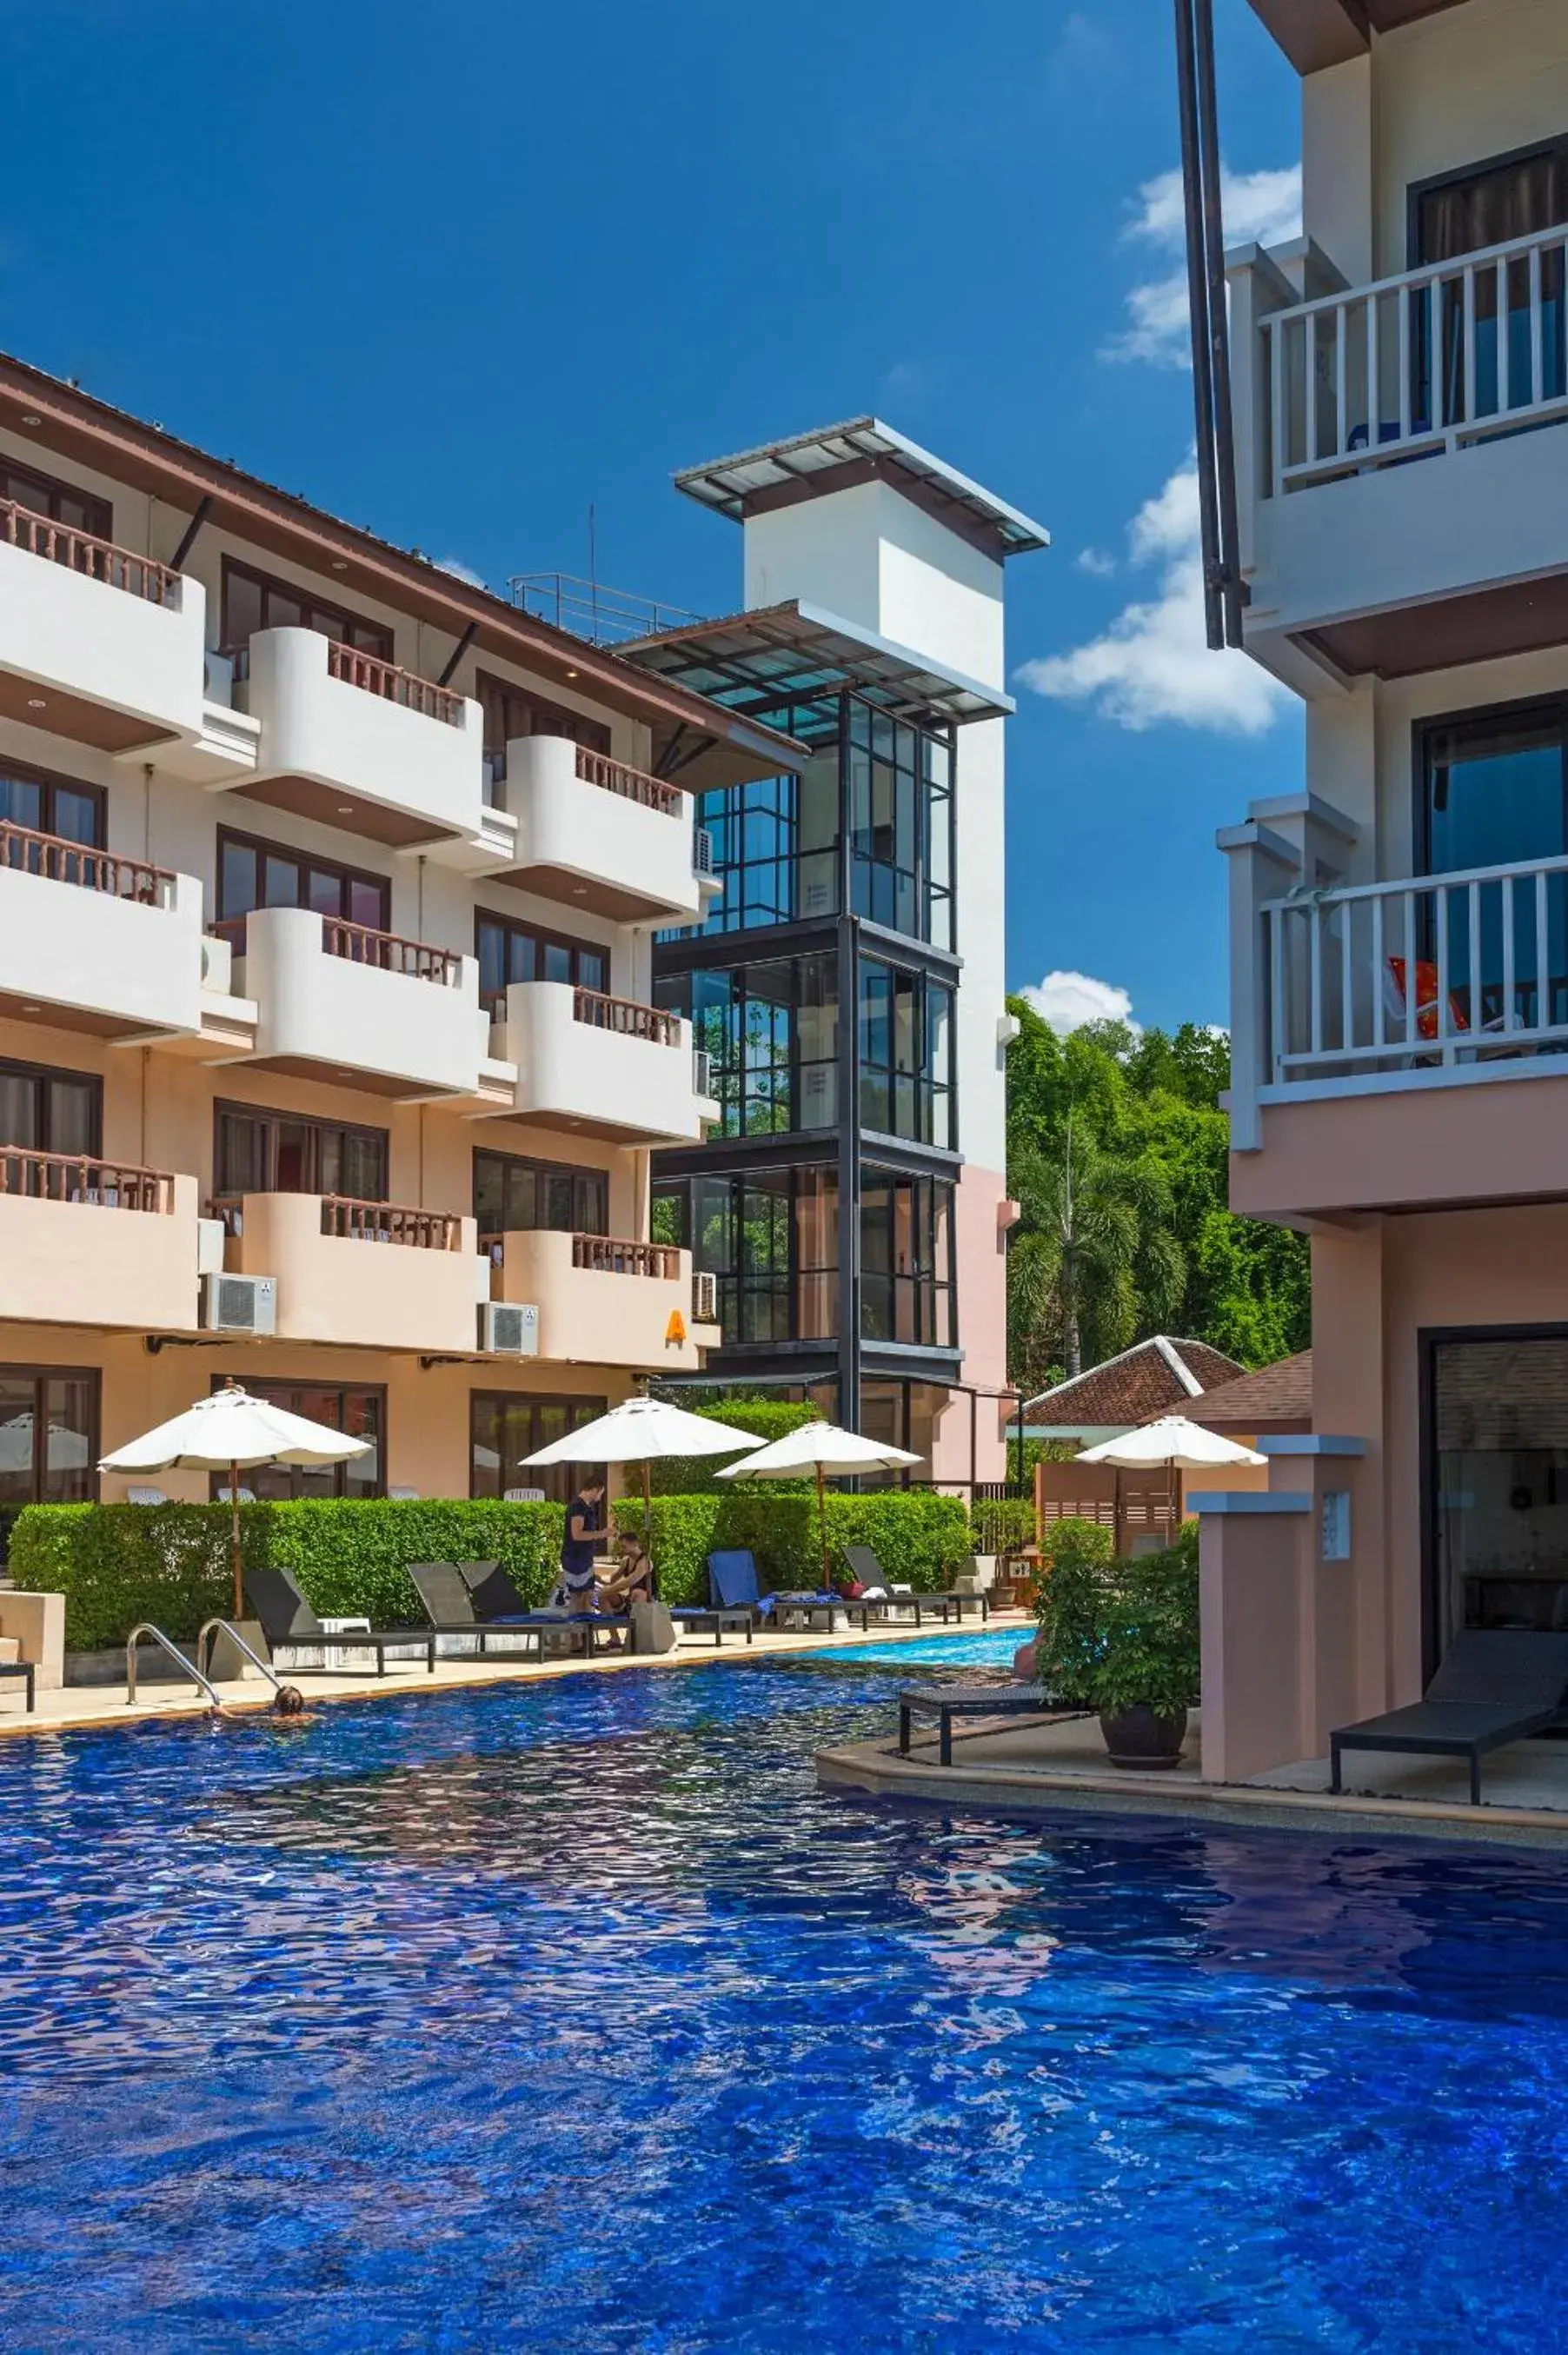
[1183,1351,1314,1432]
[1248,1,1461,76]
[1025,1337,1246,1427]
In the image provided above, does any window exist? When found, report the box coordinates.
[859,960,954,1147]
[0,459,110,540]
[211,1380,382,1501]
[474,1150,608,1243]
[220,558,394,662]
[0,1059,100,1159]
[214,1102,389,1205]
[689,765,842,936]
[475,911,609,1018]
[1418,698,1568,1026]
[470,1392,606,1504]
[654,955,838,1137]
[0,1367,98,1507]
[477,671,611,804]
[847,700,954,949]
[216,828,390,942]
[861,1173,954,1349]
[654,1168,837,1343]
[0,762,103,850]
[1412,140,1568,423]
[1429,1333,1568,1666]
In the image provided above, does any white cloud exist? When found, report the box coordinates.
[1020,970,1139,1034]
[1017,463,1292,735]
[1106,162,1301,367]
[435,555,486,587]
[1075,546,1117,578]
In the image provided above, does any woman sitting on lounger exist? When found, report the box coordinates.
[600,1528,655,1614]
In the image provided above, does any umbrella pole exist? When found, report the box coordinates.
[818,1461,828,1592]
[641,1458,651,1540]
[229,1459,243,1622]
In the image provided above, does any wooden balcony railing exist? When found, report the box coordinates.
[574,742,681,818]
[571,987,680,1047]
[322,916,462,985]
[324,638,465,728]
[0,1148,175,1214]
[321,1194,463,1250]
[2,500,181,607]
[571,1233,682,1279]
[1,819,177,908]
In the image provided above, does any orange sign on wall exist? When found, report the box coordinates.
[665,1311,687,1347]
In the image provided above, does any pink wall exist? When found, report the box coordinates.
[930,1161,1012,1484]
[1234,1074,1568,1223]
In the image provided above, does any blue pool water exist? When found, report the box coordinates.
[3,1648,1568,2352]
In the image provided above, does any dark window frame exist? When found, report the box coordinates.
[206,1374,387,1501]
[1414,692,1568,878]
[212,1099,390,1205]
[860,1168,957,1351]
[1408,132,1568,269]
[215,824,392,935]
[474,908,610,1018]
[0,456,111,540]
[858,956,957,1150]
[219,555,394,662]
[0,758,106,850]
[468,1389,608,1504]
[0,1363,100,1508]
[657,953,840,1140]
[0,1056,103,1157]
[473,1148,609,1243]
[654,1165,838,1345]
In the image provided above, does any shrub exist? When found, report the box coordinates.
[8,1498,563,1651]
[970,1495,1035,1558]
[612,1486,971,1601]
[1033,1519,1199,1717]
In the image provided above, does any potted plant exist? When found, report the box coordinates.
[1089,1527,1199,1768]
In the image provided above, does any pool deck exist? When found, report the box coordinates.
[818,1707,1568,1851]
[0,1612,1033,1741]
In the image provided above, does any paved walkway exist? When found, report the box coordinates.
[0,1610,1031,1741]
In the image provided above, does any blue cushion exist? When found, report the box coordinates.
[708,1550,761,1610]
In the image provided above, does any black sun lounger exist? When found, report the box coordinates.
[244,1561,437,1676]
[1330,1629,1568,1805]
[456,1560,631,1654]
[897,1683,1073,1767]
[406,1563,545,1660]
[0,1660,35,1713]
[843,1546,989,1627]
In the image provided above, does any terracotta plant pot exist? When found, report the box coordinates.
[1098,1706,1188,1769]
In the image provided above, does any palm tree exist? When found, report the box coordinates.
[1008,1114,1185,1387]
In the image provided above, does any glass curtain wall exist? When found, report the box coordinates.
[847,704,954,949]
[655,956,838,1136]
[860,1174,955,1347]
[653,1171,838,1343]
[859,960,954,1146]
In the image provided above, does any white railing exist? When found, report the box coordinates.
[1262,852,1568,1085]
[1264,221,1568,492]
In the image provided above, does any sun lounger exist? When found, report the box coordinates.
[897,1682,1071,1766]
[244,1561,437,1676]
[0,1660,35,1713]
[454,1560,631,1655]
[701,1550,846,1632]
[406,1563,545,1660]
[842,1545,987,1626]
[1330,1630,1568,1804]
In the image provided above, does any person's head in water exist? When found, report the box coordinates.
[273,1683,306,1718]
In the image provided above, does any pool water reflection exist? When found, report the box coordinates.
[2,1651,1567,2350]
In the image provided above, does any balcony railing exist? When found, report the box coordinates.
[570,1233,681,1279]
[321,1195,464,1250]
[1264,221,1568,492]
[573,742,682,817]
[323,639,464,728]
[2,500,181,607]
[321,916,462,985]
[1,819,177,908]
[1261,851,1568,1085]
[0,1148,175,1213]
[571,987,680,1047]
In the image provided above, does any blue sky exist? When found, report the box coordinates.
[4,0,1301,1034]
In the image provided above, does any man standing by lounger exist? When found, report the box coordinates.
[561,1479,607,1615]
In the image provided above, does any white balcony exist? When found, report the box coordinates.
[492,981,712,1142]
[488,1228,715,1370]
[233,628,485,848]
[229,905,485,1098]
[498,735,703,921]
[1224,797,1568,1218]
[0,825,203,1038]
[223,1192,488,1352]
[1229,226,1568,684]
[0,1158,201,1332]
[0,504,207,754]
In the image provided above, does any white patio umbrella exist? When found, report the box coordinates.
[717,1421,923,1590]
[99,1380,372,1619]
[518,1394,767,1528]
[1075,1416,1266,1469]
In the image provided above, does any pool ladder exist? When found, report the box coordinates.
[124,1620,284,1708]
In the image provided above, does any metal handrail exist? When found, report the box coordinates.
[125,1621,225,1707]
[196,1618,285,1694]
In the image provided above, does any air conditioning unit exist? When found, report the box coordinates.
[202,1271,276,1336]
[693,1270,718,1324]
[693,826,715,877]
[482,1301,539,1355]
[693,1048,713,1099]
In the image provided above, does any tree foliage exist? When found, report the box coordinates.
[1005,1001,1309,1391]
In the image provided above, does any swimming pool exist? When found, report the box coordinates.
[3,1649,1568,2352]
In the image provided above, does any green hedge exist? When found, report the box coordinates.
[8,1498,562,1652]
[612,1487,970,1604]
[970,1496,1035,1557]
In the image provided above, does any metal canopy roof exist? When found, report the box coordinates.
[673,418,1050,558]
[616,600,1014,742]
